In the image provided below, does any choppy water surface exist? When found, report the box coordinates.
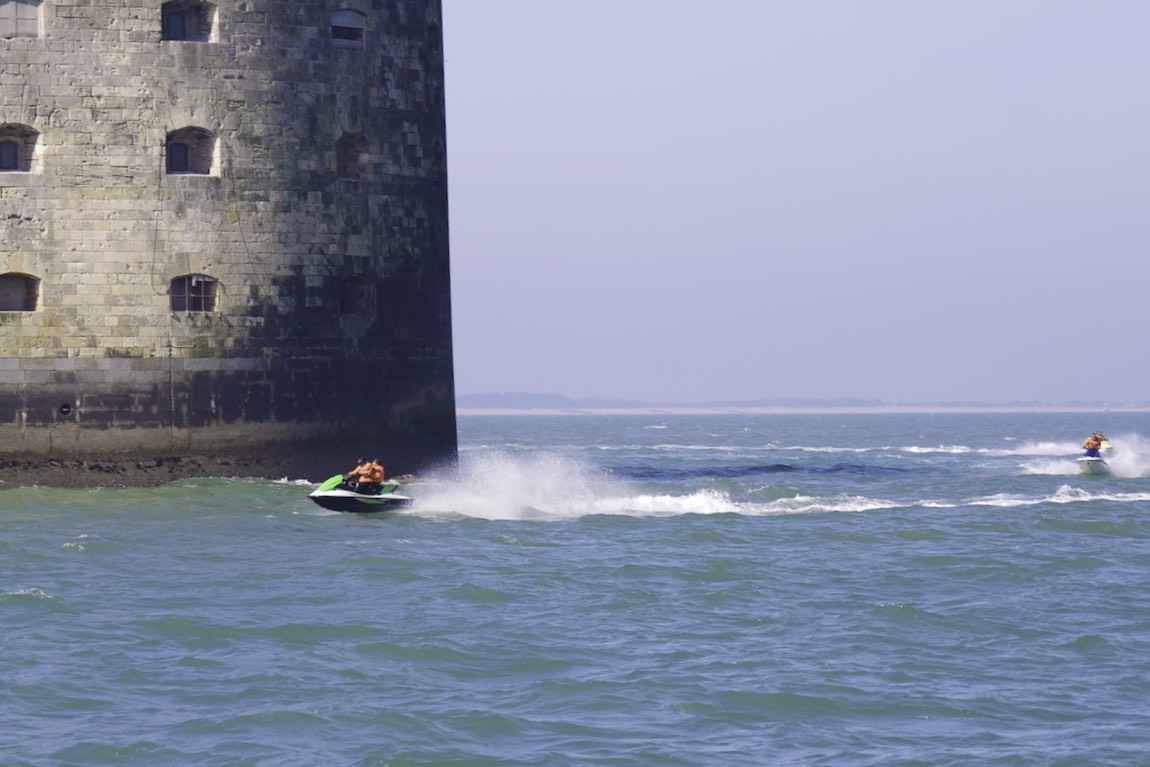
[3,412,1150,765]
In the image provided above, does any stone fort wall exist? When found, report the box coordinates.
[0,0,456,485]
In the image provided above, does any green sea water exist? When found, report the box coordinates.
[3,412,1150,765]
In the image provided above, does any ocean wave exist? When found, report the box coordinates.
[0,588,71,614]
[968,485,1150,508]
[1,587,56,601]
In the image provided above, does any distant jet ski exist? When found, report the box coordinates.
[308,475,412,513]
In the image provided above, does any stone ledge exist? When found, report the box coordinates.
[0,454,274,488]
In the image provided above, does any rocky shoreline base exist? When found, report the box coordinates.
[0,455,295,489]
[0,442,444,488]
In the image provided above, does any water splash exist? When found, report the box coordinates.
[402,452,904,520]
[1098,434,1150,478]
[409,452,620,521]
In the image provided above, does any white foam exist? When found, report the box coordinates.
[402,451,919,520]
[743,494,898,516]
[1096,434,1150,478]
[409,452,615,521]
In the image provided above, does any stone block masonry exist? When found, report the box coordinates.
[0,0,456,487]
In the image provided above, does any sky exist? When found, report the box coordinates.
[441,1,1150,405]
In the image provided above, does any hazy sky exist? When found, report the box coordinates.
[442,1,1149,404]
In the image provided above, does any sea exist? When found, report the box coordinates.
[3,411,1150,766]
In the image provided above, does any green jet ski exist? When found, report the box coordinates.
[308,474,413,513]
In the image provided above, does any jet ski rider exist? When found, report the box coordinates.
[1082,432,1104,458]
[344,458,386,495]
[343,458,368,490]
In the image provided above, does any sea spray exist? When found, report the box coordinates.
[1099,433,1150,478]
[404,451,908,520]
[409,451,621,520]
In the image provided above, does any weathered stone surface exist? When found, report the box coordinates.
[0,1,456,486]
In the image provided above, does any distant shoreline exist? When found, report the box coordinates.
[457,405,1150,417]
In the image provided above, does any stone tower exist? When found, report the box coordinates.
[0,0,456,486]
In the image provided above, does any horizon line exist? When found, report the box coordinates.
[457,404,1150,417]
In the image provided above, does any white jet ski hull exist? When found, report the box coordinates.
[1076,456,1110,476]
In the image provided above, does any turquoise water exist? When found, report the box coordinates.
[3,413,1150,765]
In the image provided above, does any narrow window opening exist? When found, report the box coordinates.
[165,128,215,175]
[164,11,186,40]
[0,0,39,39]
[167,142,190,173]
[0,273,38,311]
[0,124,37,172]
[171,274,218,312]
[332,25,363,43]
[0,140,17,170]
[331,9,366,49]
[161,1,214,42]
